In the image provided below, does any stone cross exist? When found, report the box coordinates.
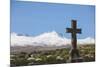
[66,20,82,62]
[66,20,81,49]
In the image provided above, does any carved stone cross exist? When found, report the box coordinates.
[66,20,81,49]
[66,20,82,62]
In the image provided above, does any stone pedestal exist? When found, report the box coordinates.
[70,57,83,63]
[69,49,83,63]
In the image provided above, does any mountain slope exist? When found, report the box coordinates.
[11,31,95,47]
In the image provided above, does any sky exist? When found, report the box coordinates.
[11,0,95,39]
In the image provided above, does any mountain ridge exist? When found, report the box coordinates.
[11,31,95,46]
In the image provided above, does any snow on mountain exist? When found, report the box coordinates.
[78,37,95,45]
[11,31,95,46]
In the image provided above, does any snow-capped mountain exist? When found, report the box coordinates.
[11,31,95,47]
[78,37,95,45]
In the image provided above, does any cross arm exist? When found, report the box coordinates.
[66,28,73,33]
[76,29,81,34]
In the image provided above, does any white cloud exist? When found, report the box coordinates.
[11,31,95,46]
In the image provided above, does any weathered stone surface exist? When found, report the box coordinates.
[66,20,83,62]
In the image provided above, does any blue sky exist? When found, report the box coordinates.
[11,0,95,39]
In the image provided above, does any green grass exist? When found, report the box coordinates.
[10,44,95,66]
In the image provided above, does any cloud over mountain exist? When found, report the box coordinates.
[11,31,95,46]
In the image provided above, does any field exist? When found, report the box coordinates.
[10,44,95,66]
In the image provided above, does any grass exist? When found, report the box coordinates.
[10,44,95,66]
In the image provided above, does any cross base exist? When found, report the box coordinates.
[69,49,83,63]
[70,57,83,63]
